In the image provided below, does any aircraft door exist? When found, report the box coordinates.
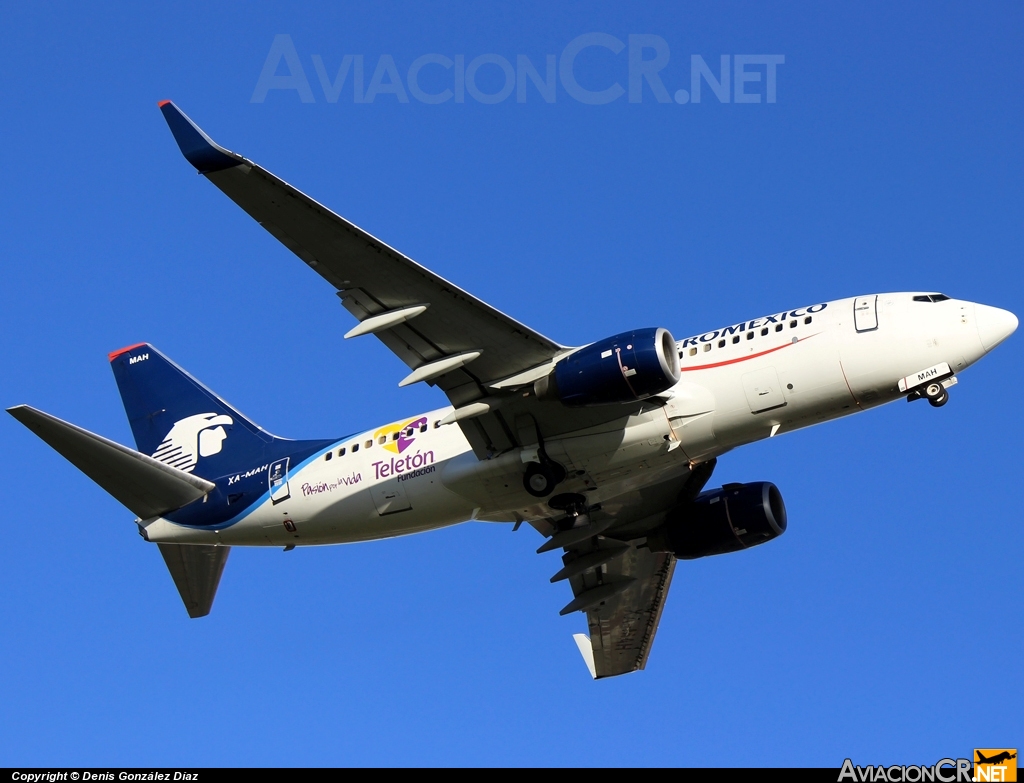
[741,367,787,414]
[269,458,290,503]
[854,296,878,332]
[371,480,412,515]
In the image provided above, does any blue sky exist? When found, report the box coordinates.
[0,1,1020,767]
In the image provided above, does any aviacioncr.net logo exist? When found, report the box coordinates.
[152,413,233,473]
[839,758,974,783]
[975,750,1017,782]
[374,416,428,455]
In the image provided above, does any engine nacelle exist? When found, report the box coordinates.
[536,327,680,407]
[650,482,787,559]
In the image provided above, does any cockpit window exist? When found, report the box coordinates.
[913,294,950,303]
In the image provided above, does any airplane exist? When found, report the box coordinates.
[976,752,1017,765]
[8,101,1018,679]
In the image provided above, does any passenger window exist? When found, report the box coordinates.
[325,452,332,461]
[419,424,427,433]
[365,440,373,448]
[746,332,754,340]
[790,320,797,328]
[352,444,359,453]
[718,339,725,348]
[804,316,812,324]
[775,324,783,332]
[732,336,740,344]
[339,447,346,456]
[760,327,768,336]
[703,344,711,352]
[689,347,697,356]
[677,350,683,359]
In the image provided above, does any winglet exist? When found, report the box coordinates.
[158,100,244,174]
[573,633,597,679]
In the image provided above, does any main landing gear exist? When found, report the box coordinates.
[547,493,591,529]
[524,459,567,497]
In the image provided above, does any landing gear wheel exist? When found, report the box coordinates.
[547,493,587,512]
[524,462,558,497]
[546,493,591,531]
[921,381,948,407]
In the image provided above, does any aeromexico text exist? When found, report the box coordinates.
[373,449,435,480]
[681,303,828,346]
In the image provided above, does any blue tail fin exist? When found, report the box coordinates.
[109,343,275,479]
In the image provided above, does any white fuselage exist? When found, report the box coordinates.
[140,294,1014,548]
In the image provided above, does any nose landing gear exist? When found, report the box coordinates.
[922,381,949,408]
[906,379,952,407]
[900,363,956,409]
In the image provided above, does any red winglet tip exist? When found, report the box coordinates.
[108,343,148,362]
[157,99,171,108]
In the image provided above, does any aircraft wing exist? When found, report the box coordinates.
[570,542,676,679]
[159,102,647,458]
[534,465,697,678]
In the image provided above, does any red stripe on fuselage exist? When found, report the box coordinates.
[679,333,820,372]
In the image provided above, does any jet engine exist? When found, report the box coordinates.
[649,482,787,559]
[535,327,680,407]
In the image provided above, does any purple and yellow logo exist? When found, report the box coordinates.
[373,416,429,455]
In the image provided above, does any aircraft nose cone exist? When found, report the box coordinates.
[975,304,1018,352]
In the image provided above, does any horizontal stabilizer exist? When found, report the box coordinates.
[158,543,230,618]
[7,405,215,519]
